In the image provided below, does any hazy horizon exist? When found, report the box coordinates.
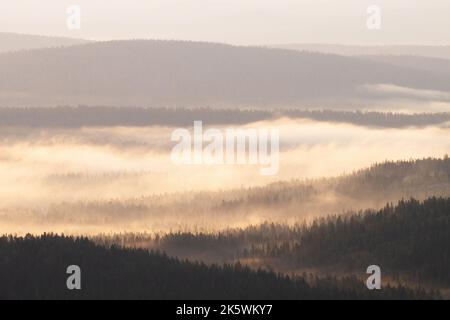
[1,0,450,46]
[4,31,450,47]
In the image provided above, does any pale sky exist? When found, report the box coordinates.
[1,0,449,45]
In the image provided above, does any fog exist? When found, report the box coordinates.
[1,119,449,202]
[0,118,449,234]
[362,84,450,103]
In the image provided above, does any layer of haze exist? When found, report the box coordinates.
[1,1,449,45]
[1,119,448,202]
[0,119,449,234]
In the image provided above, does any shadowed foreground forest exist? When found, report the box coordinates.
[93,198,450,295]
[0,234,437,300]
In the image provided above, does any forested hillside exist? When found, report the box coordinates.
[1,40,450,107]
[95,198,450,291]
[0,235,432,300]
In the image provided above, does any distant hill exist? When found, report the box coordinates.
[1,40,450,108]
[272,44,450,60]
[0,33,89,54]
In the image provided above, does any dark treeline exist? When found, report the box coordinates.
[252,197,450,289]
[0,107,269,127]
[0,234,433,300]
[285,109,450,128]
[101,197,450,291]
[328,157,450,202]
[0,106,449,128]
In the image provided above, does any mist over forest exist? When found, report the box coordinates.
[0,32,449,299]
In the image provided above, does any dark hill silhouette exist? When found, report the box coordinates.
[1,40,450,107]
[117,197,450,291]
[0,234,434,299]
